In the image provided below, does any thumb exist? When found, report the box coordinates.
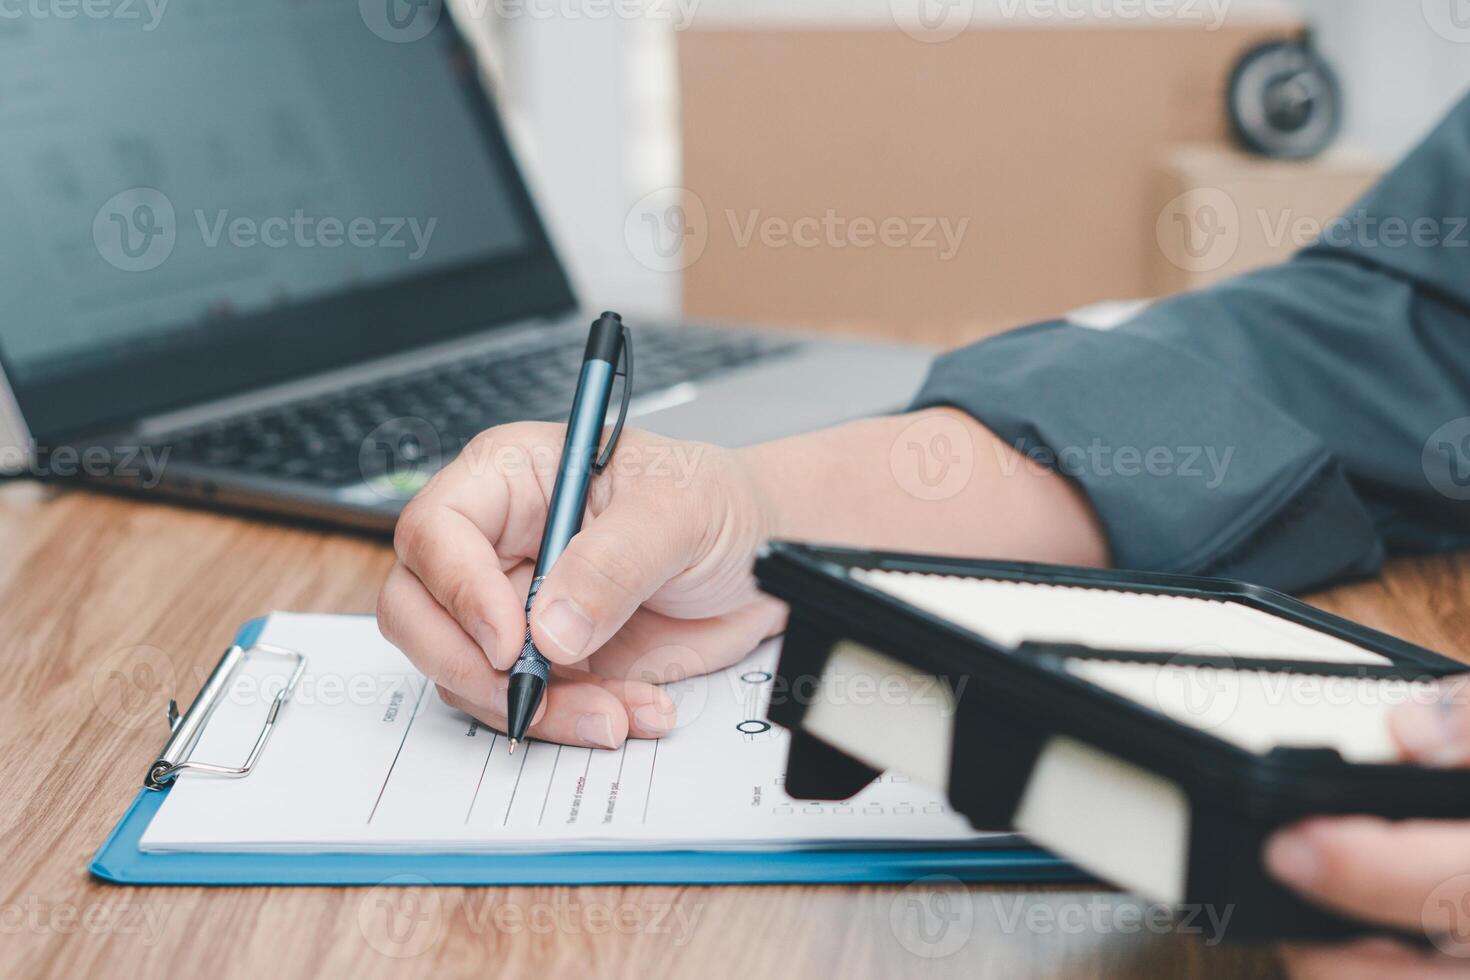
[529,500,697,665]
[1390,691,1470,768]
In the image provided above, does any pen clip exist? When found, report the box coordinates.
[594,325,633,474]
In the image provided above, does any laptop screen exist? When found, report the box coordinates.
[0,3,574,439]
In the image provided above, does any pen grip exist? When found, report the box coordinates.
[511,577,551,680]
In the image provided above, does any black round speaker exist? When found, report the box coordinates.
[1227,38,1342,160]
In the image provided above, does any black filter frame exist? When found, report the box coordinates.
[754,541,1470,944]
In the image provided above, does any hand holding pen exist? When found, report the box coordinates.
[376,311,791,749]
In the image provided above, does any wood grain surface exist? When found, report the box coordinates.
[8,482,1465,979]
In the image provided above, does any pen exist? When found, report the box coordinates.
[506,311,633,753]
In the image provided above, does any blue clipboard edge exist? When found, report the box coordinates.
[91,615,1086,887]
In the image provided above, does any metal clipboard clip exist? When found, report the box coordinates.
[145,642,306,790]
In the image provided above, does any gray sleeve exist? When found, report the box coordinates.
[911,93,1470,593]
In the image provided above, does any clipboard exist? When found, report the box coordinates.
[91,617,1082,887]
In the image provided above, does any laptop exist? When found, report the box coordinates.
[0,6,930,533]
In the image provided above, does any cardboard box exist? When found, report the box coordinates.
[678,20,1310,344]
[1150,144,1384,295]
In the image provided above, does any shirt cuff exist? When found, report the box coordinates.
[909,321,1384,592]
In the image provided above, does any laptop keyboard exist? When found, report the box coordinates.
[162,325,798,488]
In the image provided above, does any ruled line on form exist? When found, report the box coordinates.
[465,725,498,824]
[503,741,530,827]
[366,679,431,824]
[641,740,659,824]
[538,745,563,826]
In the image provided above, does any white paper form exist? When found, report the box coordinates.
[141,614,985,852]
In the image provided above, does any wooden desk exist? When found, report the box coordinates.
[7,485,1467,979]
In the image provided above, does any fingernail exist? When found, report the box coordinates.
[471,620,505,669]
[1264,831,1320,888]
[1392,700,1466,766]
[632,703,676,736]
[538,599,594,660]
[575,713,619,749]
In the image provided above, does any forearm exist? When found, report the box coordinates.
[742,408,1110,567]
